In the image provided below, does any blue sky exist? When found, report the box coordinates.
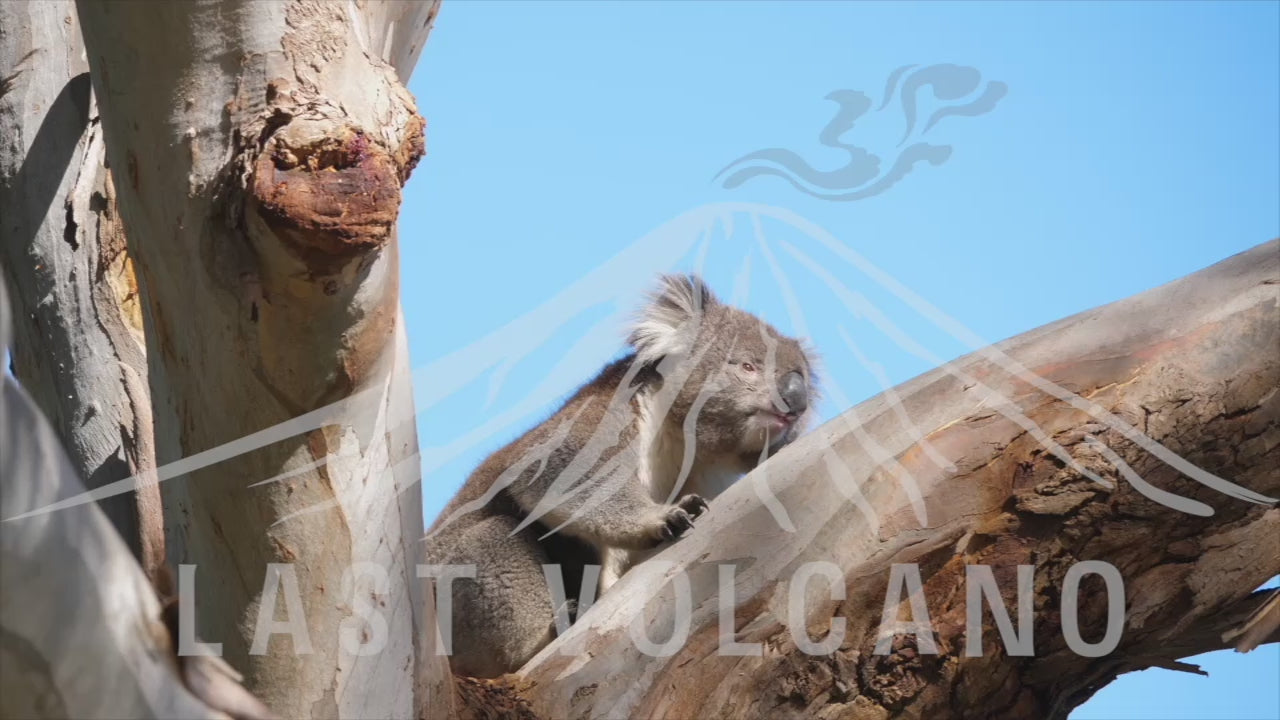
[400,2,1279,716]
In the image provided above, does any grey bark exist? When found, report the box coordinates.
[0,0,163,579]
[63,1,444,717]
[0,271,219,719]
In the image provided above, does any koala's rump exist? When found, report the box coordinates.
[423,500,601,677]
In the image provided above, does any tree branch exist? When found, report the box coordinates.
[505,240,1280,720]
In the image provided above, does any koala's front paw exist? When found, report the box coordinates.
[654,493,708,544]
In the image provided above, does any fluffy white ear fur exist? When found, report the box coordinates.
[627,274,718,366]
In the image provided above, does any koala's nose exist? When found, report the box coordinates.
[777,371,808,416]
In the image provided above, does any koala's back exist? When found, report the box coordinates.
[426,354,649,542]
[425,482,603,592]
[422,358,645,675]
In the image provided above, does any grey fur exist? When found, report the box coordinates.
[423,274,817,678]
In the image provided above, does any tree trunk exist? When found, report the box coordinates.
[0,0,163,580]
[68,1,444,717]
[494,239,1280,720]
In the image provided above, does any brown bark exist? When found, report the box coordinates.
[477,240,1280,720]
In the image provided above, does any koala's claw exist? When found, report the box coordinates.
[654,494,708,544]
[658,508,693,542]
[678,493,709,519]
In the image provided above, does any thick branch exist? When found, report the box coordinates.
[510,240,1280,720]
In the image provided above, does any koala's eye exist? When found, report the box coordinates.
[741,361,757,373]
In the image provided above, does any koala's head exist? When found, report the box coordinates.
[628,274,818,463]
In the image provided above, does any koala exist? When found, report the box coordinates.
[423,274,817,678]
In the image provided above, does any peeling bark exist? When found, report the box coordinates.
[498,240,1280,720]
[0,273,223,720]
[0,0,162,580]
[70,1,443,717]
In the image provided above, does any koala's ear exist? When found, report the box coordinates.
[627,274,718,365]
